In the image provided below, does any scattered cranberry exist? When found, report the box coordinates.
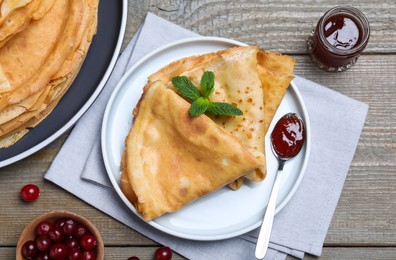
[21,240,39,259]
[155,246,172,260]
[128,257,140,260]
[20,184,40,202]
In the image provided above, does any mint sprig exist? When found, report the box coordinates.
[172,71,243,117]
[171,76,201,101]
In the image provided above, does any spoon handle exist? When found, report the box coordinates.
[255,162,284,259]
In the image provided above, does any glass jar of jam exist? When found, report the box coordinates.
[307,5,370,72]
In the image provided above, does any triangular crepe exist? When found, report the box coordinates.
[147,46,267,184]
[121,81,264,221]
[146,46,295,190]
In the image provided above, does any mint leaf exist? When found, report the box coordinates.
[172,76,202,101]
[200,71,215,98]
[207,102,243,116]
[172,71,243,118]
[189,97,209,117]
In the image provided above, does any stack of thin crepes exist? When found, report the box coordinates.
[121,46,295,221]
[0,0,99,147]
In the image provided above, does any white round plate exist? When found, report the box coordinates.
[101,37,311,241]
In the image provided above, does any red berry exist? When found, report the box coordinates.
[20,184,40,202]
[74,224,88,239]
[54,217,68,229]
[48,227,65,243]
[37,251,50,260]
[79,235,97,251]
[36,221,54,237]
[82,250,96,260]
[128,257,140,260]
[36,235,52,252]
[62,219,78,236]
[155,246,172,260]
[49,243,69,260]
[65,237,79,249]
[68,248,83,260]
[21,240,39,259]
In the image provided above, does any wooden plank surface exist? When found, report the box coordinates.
[1,0,395,259]
[1,247,396,260]
[126,0,396,53]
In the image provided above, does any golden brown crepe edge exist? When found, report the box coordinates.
[229,50,296,190]
[0,0,98,147]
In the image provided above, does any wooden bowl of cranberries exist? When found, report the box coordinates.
[16,210,104,260]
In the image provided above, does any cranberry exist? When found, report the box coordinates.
[155,246,172,260]
[128,257,140,260]
[21,240,39,259]
[49,243,69,260]
[65,237,79,249]
[36,221,54,237]
[48,227,65,243]
[36,235,52,252]
[82,251,96,260]
[20,184,40,202]
[62,219,78,236]
[74,224,88,239]
[54,217,69,229]
[37,251,50,260]
[79,235,97,251]
[68,248,83,260]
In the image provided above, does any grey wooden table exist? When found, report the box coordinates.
[1,0,395,259]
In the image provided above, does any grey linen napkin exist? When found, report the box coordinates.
[45,12,368,260]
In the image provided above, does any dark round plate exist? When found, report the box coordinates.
[0,0,127,167]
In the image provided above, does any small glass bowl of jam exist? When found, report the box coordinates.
[307,5,370,72]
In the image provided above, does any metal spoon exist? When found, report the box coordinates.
[255,113,305,259]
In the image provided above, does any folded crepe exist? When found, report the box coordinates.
[121,81,265,221]
[146,46,295,189]
[230,50,295,189]
[257,50,296,134]
[147,46,267,183]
